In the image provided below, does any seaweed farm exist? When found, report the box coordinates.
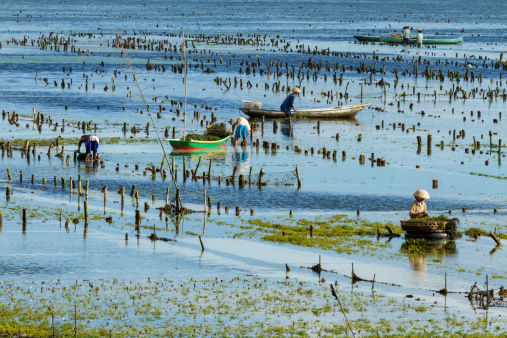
[1,0,507,336]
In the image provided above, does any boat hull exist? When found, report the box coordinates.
[354,35,463,44]
[239,103,370,119]
[167,135,230,150]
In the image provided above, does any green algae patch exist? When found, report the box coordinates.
[239,215,402,255]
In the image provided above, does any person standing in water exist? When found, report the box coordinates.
[403,25,411,45]
[78,134,100,160]
[280,87,300,117]
[416,29,423,47]
[231,116,251,147]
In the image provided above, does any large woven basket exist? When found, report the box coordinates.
[400,220,457,233]
[244,101,262,109]
[206,123,227,138]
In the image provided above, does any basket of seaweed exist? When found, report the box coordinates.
[206,123,227,138]
[400,215,457,233]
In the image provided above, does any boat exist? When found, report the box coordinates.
[498,60,507,67]
[400,219,458,240]
[354,35,463,45]
[167,133,231,150]
[238,103,370,119]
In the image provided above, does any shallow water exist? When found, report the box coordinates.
[1,0,507,334]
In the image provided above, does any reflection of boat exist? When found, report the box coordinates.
[401,239,457,271]
[401,239,457,255]
[167,133,231,150]
[400,219,458,239]
[239,103,370,119]
[170,146,228,158]
[354,35,464,44]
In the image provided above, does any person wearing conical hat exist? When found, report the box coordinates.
[403,25,411,45]
[280,87,300,117]
[409,189,429,218]
[416,29,423,47]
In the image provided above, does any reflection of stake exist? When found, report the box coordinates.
[330,284,355,338]
[199,235,205,252]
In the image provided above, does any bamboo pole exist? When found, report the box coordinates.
[183,33,187,140]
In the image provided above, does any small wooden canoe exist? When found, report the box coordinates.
[239,103,370,119]
[167,133,231,150]
[354,35,463,45]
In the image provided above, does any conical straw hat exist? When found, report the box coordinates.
[413,189,430,199]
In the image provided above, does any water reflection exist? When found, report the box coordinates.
[170,147,228,160]
[400,239,457,272]
[232,147,250,174]
[78,159,100,176]
[280,119,294,138]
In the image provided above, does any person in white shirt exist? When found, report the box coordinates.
[78,134,100,160]
[416,29,423,47]
[231,117,251,147]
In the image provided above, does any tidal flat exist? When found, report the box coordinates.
[1,0,507,336]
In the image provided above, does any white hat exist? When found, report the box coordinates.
[413,189,430,199]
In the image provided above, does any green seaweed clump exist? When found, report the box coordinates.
[418,214,450,222]
[182,134,221,141]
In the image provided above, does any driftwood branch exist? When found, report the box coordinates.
[148,233,176,242]
[376,226,401,237]
[489,232,502,247]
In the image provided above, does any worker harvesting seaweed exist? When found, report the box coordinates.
[231,116,251,147]
[78,134,100,160]
[280,87,300,117]
[409,189,429,218]
[416,29,423,47]
[403,25,411,45]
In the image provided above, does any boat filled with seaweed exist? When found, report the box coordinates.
[400,215,458,239]
[167,124,231,150]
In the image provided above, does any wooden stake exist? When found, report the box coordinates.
[295,167,301,188]
[84,201,89,226]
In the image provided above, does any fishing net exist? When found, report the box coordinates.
[248,170,298,186]
[193,169,299,187]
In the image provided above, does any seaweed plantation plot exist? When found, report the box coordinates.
[1,0,507,336]
[1,277,507,337]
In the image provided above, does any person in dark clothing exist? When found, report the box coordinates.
[280,87,300,117]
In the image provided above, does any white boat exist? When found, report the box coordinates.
[238,103,370,119]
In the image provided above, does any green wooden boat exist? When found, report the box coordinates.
[354,35,463,45]
[167,133,231,150]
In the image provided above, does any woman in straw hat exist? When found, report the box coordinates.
[280,87,300,117]
[403,25,411,45]
[409,189,429,218]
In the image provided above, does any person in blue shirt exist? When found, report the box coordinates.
[280,87,300,117]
